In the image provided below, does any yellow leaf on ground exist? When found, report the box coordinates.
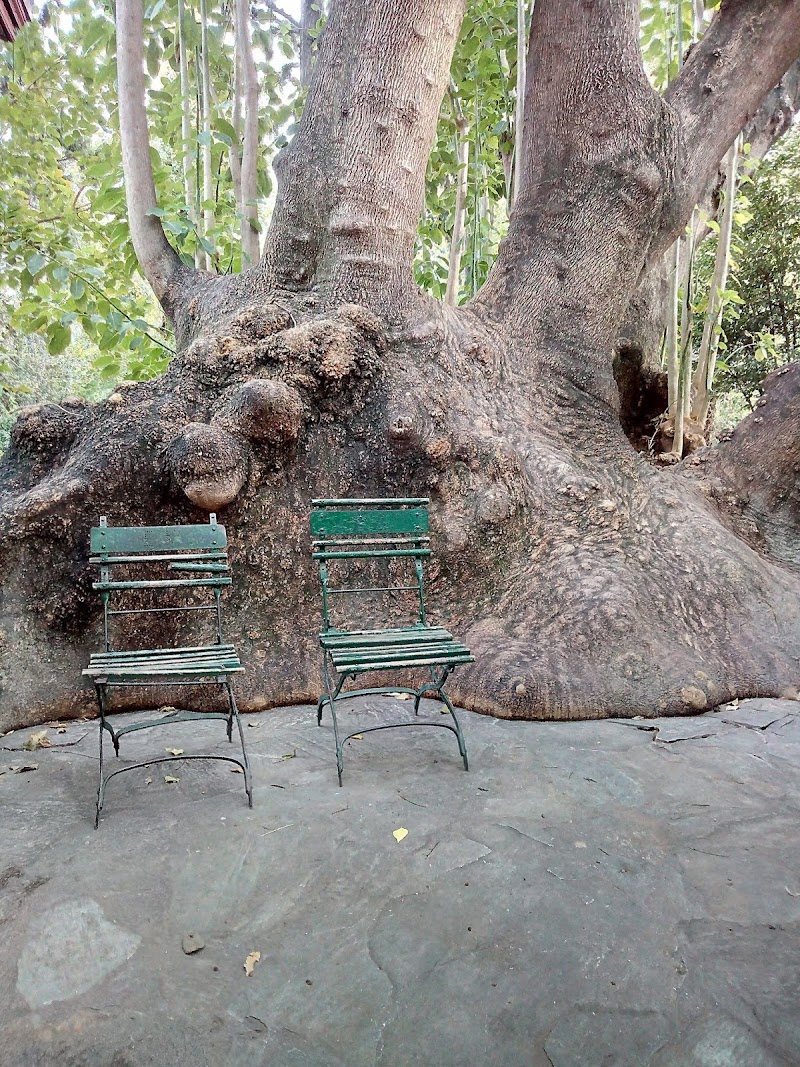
[387,692,413,700]
[393,827,409,843]
[352,734,364,740]
[279,749,297,761]
[167,748,184,756]
[164,775,180,784]
[244,950,261,976]
[22,730,51,751]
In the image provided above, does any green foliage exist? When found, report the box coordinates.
[0,0,305,397]
[415,0,518,301]
[0,304,110,450]
[693,128,800,416]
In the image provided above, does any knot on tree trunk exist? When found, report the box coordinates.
[274,307,385,397]
[9,400,89,461]
[162,301,389,510]
[213,379,303,445]
[165,422,249,510]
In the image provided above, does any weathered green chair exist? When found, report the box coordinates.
[310,497,472,784]
[83,514,252,826]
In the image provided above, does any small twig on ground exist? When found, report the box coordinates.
[260,822,293,837]
[2,731,89,751]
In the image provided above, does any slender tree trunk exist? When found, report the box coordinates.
[2,0,800,733]
[199,0,215,271]
[444,111,468,307]
[235,0,260,266]
[300,0,314,87]
[177,0,202,270]
[691,136,740,427]
[511,0,527,207]
[116,0,184,303]
[665,238,680,415]
[228,23,244,237]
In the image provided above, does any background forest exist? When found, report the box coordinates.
[1,0,799,450]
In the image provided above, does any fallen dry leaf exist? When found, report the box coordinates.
[23,730,51,751]
[145,777,153,785]
[12,764,38,773]
[786,887,800,897]
[246,721,260,728]
[244,950,261,977]
[164,775,180,784]
[230,766,244,774]
[159,705,178,713]
[387,692,413,700]
[166,747,185,756]
[352,734,364,741]
[393,827,409,843]
[279,749,297,761]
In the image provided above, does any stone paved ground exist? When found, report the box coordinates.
[1,695,799,1066]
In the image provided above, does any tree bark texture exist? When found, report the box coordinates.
[1,0,799,732]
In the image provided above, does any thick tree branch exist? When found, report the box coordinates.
[260,0,465,311]
[701,361,800,568]
[116,0,185,306]
[473,0,675,419]
[299,0,314,87]
[662,0,800,248]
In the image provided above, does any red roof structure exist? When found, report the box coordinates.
[0,0,32,41]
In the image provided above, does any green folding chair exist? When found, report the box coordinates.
[310,497,473,784]
[83,514,252,826]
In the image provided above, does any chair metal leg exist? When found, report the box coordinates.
[226,680,252,807]
[437,685,469,772]
[412,667,469,772]
[94,683,108,828]
[322,655,344,785]
[95,720,104,829]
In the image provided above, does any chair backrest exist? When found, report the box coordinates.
[310,498,431,633]
[89,515,231,652]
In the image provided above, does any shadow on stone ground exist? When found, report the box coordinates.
[1,695,800,1066]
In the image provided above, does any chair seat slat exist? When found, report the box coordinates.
[95,644,236,659]
[322,627,452,647]
[311,497,429,507]
[89,553,228,564]
[92,578,232,591]
[311,537,430,548]
[312,548,431,560]
[335,654,474,674]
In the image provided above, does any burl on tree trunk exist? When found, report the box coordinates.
[1,0,799,731]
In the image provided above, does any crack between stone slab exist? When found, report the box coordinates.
[499,823,553,848]
[719,716,791,733]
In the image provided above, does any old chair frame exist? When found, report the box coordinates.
[311,497,472,784]
[83,514,252,826]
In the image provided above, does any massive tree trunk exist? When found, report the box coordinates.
[1,0,800,731]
